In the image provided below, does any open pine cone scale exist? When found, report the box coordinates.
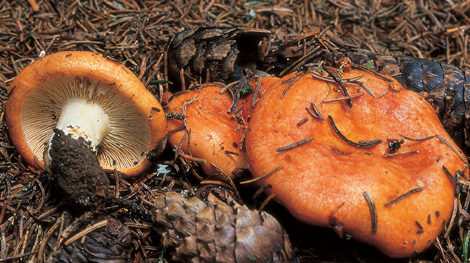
[152,191,294,263]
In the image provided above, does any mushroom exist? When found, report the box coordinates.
[5,51,166,177]
[165,77,278,180]
[166,84,249,180]
[245,69,468,257]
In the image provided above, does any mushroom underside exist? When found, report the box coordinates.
[21,76,151,171]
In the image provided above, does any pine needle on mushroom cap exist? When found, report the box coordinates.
[5,51,167,176]
[166,84,249,181]
[246,69,468,258]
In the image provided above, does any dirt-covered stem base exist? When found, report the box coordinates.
[48,129,110,211]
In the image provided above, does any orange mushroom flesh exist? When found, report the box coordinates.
[246,69,468,258]
[5,51,166,177]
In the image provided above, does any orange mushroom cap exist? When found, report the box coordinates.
[246,69,468,257]
[166,84,249,180]
[165,77,279,180]
[5,51,166,176]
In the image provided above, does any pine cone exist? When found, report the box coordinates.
[167,25,271,86]
[151,192,294,263]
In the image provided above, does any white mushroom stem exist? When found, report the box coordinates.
[44,98,111,169]
[56,98,111,150]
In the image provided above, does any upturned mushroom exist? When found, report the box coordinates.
[246,68,468,257]
[5,51,166,177]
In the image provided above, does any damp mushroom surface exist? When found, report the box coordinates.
[165,84,251,180]
[5,51,167,177]
[245,67,468,258]
[165,77,279,181]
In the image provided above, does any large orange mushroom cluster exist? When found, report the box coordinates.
[166,66,468,258]
[9,50,466,258]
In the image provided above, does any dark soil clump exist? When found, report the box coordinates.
[48,129,110,212]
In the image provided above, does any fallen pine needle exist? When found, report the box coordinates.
[64,219,108,246]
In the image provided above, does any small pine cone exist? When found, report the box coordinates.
[167,25,271,86]
[152,192,294,263]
